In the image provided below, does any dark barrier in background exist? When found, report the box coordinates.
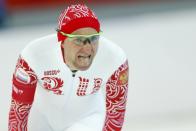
[3,0,194,28]
[0,0,6,27]
[7,0,135,11]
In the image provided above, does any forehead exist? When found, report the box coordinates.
[71,28,97,35]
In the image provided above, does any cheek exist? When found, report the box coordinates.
[67,49,76,59]
[69,48,81,60]
[64,43,78,57]
[93,44,99,54]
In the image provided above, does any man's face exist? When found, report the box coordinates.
[62,27,99,71]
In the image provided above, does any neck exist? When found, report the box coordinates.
[71,69,77,77]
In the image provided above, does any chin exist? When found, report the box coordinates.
[74,57,94,71]
[77,65,91,71]
[75,62,92,71]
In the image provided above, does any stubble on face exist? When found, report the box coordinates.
[62,28,99,71]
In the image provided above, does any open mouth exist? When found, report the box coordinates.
[77,55,91,65]
[76,54,93,69]
[78,55,91,59]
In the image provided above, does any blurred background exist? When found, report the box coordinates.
[1,0,196,131]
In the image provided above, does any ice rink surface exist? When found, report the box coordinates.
[1,6,196,131]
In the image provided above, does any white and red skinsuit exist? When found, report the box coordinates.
[8,35,129,131]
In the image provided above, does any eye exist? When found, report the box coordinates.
[73,37,83,45]
[77,37,83,42]
[90,36,99,43]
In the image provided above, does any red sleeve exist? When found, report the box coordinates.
[103,60,129,131]
[8,56,38,131]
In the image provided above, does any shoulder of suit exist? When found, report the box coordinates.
[98,36,127,64]
[92,37,127,76]
[21,34,58,56]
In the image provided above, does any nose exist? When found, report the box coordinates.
[83,38,91,45]
[82,41,92,53]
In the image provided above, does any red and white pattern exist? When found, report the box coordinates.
[44,69,60,76]
[9,56,38,131]
[77,77,89,96]
[12,56,37,103]
[14,56,37,86]
[103,60,129,131]
[58,4,97,29]
[9,99,32,131]
[91,78,103,94]
[41,77,64,95]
